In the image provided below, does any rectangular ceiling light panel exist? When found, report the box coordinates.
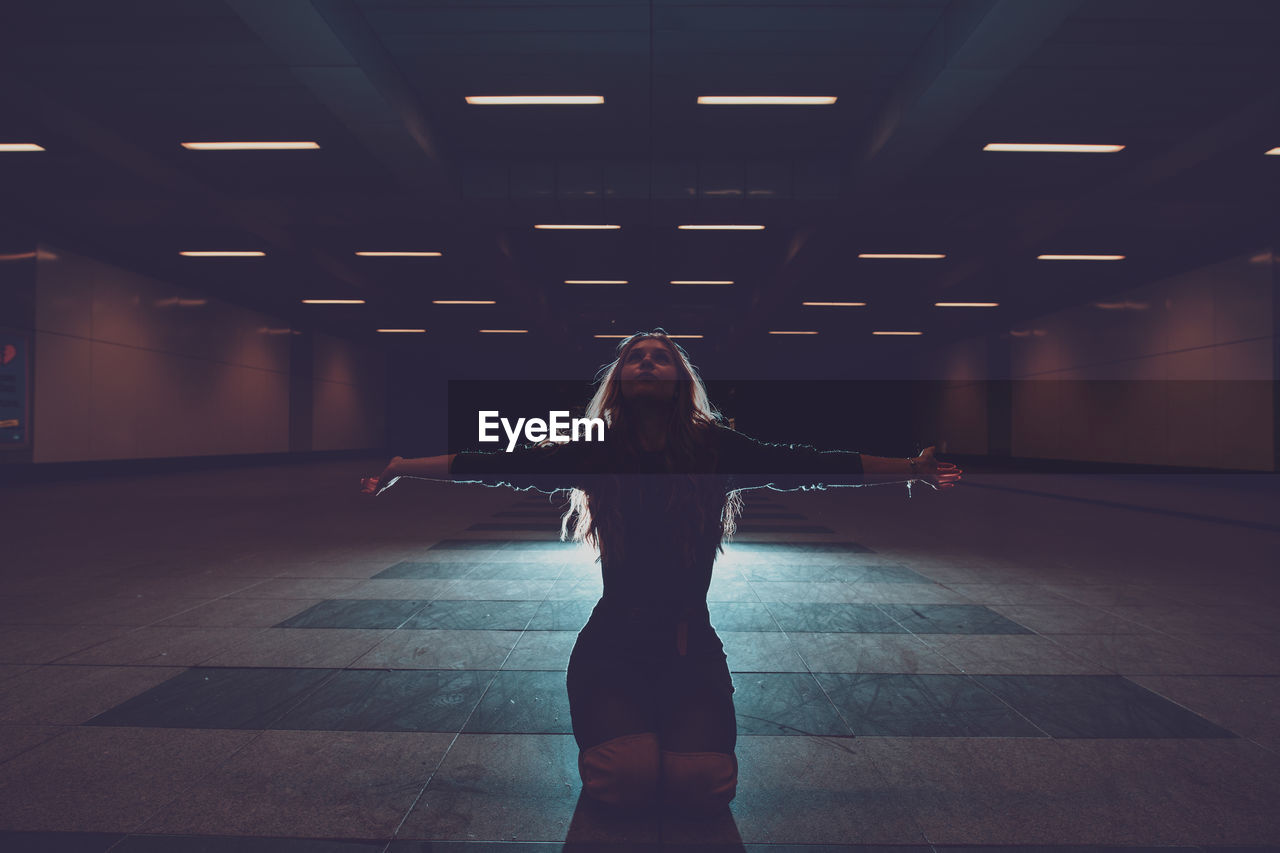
[983,143,1123,153]
[181,142,319,150]
[1036,254,1125,261]
[697,96,836,105]
[678,225,765,231]
[858,253,944,259]
[465,96,603,105]
[356,251,442,257]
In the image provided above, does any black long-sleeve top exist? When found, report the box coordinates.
[450,424,864,612]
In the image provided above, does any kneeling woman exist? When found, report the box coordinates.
[361,331,961,813]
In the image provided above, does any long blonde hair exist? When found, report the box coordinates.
[560,330,744,566]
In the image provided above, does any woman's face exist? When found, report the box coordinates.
[617,338,680,404]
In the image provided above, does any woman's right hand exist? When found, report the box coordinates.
[360,456,404,497]
[912,446,962,490]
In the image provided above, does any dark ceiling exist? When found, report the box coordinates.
[3,0,1279,376]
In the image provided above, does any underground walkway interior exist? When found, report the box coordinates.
[1,457,1277,852]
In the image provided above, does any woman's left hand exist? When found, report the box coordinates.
[360,456,404,497]
[912,446,962,490]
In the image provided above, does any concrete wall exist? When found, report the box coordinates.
[919,249,1275,470]
[312,332,386,452]
[28,245,383,463]
[916,336,990,456]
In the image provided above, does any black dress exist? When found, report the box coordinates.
[451,423,865,753]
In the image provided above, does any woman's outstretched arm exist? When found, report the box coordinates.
[861,447,961,490]
[719,427,962,492]
[359,454,456,496]
[361,439,593,497]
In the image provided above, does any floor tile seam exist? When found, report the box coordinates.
[126,579,286,631]
[998,630,1131,676]
[1033,631,1205,675]
[1112,678,1249,740]
[0,725,74,769]
[894,669,1057,739]
[1067,599,1235,630]
[40,620,280,668]
[764,615,864,740]
[1245,734,1279,757]
[1024,591,1172,630]
[381,728,481,845]
[983,603,1163,636]
[447,516,571,720]
[224,662,355,733]
[753,600,909,634]
[913,625,1118,675]
[1112,613,1251,642]
[958,670,1242,739]
[908,630,1061,672]
[355,507,570,640]
[929,581,1078,609]
[121,724,277,840]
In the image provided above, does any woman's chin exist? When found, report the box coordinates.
[622,387,675,405]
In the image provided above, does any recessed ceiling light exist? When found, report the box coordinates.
[565,280,628,285]
[1036,254,1125,261]
[802,301,866,307]
[181,141,320,150]
[377,329,426,333]
[593,334,630,339]
[180,251,265,257]
[534,224,620,230]
[769,330,818,335]
[0,143,45,152]
[667,334,704,339]
[857,253,945,259]
[356,251,442,257]
[697,96,836,105]
[432,300,496,305]
[302,299,365,304]
[1266,147,1280,155]
[983,143,1123,153]
[935,302,999,307]
[465,96,603,105]
[479,329,528,333]
[678,225,765,231]
[670,280,734,285]
[873,331,923,336]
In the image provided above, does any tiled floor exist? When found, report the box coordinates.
[2,459,1279,852]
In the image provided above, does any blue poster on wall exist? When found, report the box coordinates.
[0,333,29,446]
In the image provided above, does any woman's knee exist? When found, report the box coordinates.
[660,750,738,811]
[578,732,660,808]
